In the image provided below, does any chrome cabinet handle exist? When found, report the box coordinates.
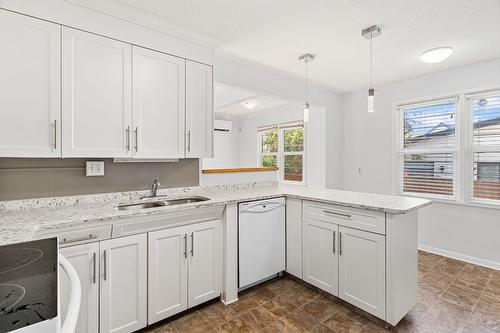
[126,126,130,151]
[184,234,188,259]
[339,232,343,255]
[333,230,336,254]
[134,127,138,152]
[53,120,57,149]
[103,250,107,281]
[61,234,97,244]
[190,232,194,257]
[187,131,191,153]
[92,252,96,284]
[323,210,351,219]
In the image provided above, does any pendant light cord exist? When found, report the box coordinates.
[370,34,373,89]
[305,59,308,105]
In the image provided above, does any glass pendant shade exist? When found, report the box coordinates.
[368,88,375,113]
[303,103,310,122]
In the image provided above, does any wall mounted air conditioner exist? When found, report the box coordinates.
[214,119,232,133]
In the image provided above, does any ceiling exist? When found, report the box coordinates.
[104,0,500,92]
[215,84,294,119]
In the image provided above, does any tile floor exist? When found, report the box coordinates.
[142,251,500,333]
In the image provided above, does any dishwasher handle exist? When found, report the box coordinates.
[239,202,285,213]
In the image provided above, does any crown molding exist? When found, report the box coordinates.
[64,0,224,49]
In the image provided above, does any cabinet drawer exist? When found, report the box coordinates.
[37,225,112,247]
[302,200,385,235]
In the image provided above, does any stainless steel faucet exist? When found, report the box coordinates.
[151,178,160,197]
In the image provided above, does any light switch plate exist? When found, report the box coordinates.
[86,161,105,176]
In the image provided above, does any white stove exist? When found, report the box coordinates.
[0,238,80,333]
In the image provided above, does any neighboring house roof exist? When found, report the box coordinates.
[410,116,500,140]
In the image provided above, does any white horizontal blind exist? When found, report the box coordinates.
[468,92,500,202]
[399,99,457,198]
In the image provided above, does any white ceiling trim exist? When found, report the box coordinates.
[64,0,224,49]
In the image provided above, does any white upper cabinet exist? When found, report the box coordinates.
[338,226,386,319]
[0,10,61,157]
[132,47,186,158]
[62,27,132,158]
[185,61,213,158]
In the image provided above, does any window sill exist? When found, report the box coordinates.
[202,167,278,174]
[398,192,500,211]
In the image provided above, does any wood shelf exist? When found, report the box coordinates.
[202,167,278,174]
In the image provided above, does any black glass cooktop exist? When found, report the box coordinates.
[0,238,58,333]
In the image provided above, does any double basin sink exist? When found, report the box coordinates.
[116,196,209,211]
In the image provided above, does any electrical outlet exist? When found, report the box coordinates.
[357,168,363,175]
[86,161,105,176]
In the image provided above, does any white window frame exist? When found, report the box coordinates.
[257,121,306,185]
[257,126,278,168]
[393,87,500,208]
[465,90,500,206]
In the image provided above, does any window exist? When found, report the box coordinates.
[259,126,278,167]
[396,89,500,206]
[258,121,305,183]
[398,99,457,198]
[469,92,500,202]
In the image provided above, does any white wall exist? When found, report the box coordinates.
[203,120,241,169]
[214,56,342,188]
[337,58,500,268]
[237,103,326,188]
[200,103,326,188]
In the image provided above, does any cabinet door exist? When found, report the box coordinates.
[185,60,213,158]
[0,10,61,157]
[132,47,185,158]
[148,226,188,324]
[100,234,147,333]
[302,218,338,295]
[187,220,221,307]
[338,226,385,319]
[62,27,132,158]
[60,243,99,333]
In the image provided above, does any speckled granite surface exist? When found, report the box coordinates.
[0,182,431,246]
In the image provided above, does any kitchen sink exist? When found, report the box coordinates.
[162,196,209,205]
[116,196,209,210]
[116,201,166,210]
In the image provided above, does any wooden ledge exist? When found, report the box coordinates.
[202,167,279,174]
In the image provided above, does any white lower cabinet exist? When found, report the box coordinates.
[187,220,222,307]
[148,220,222,325]
[302,218,338,295]
[60,243,99,333]
[338,226,386,319]
[148,226,188,323]
[100,234,147,333]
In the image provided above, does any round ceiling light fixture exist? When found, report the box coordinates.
[241,100,259,109]
[420,46,453,64]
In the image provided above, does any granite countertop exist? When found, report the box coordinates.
[0,182,431,246]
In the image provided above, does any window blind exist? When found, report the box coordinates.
[399,99,457,197]
[469,92,500,202]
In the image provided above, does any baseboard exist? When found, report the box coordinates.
[220,298,238,306]
[418,244,500,271]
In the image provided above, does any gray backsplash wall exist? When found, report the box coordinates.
[0,158,200,201]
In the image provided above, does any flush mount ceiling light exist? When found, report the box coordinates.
[420,46,453,64]
[362,25,382,113]
[241,100,259,109]
[299,53,315,122]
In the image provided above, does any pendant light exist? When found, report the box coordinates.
[362,25,381,113]
[299,53,315,122]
